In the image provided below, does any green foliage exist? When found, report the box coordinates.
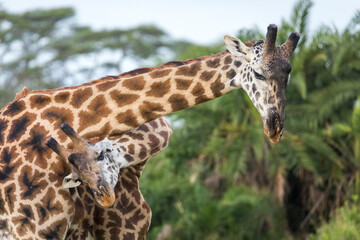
[142,155,287,240]
[143,0,360,239]
[0,8,171,107]
[310,198,360,240]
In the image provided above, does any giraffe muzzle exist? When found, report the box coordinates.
[264,110,284,143]
[90,183,116,207]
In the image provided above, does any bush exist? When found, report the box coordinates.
[310,198,360,240]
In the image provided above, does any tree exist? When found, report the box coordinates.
[141,1,360,239]
[0,7,171,107]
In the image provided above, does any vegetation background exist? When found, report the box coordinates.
[0,0,359,239]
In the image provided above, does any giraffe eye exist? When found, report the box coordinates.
[254,71,266,80]
[98,151,105,161]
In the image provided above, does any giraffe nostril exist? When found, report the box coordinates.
[274,116,283,134]
[268,108,283,135]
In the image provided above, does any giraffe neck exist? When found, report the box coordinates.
[90,51,246,136]
[1,51,249,142]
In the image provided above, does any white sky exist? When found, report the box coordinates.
[1,0,359,44]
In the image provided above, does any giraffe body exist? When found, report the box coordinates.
[0,116,171,239]
[0,25,299,239]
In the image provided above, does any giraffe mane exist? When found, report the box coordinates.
[95,40,254,80]
[13,87,30,101]
[102,50,231,80]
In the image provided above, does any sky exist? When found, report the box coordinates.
[1,0,359,45]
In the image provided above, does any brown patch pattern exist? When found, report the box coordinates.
[175,62,201,77]
[96,81,118,92]
[82,123,112,143]
[145,78,171,97]
[116,109,140,128]
[54,92,70,103]
[12,203,36,237]
[122,76,146,91]
[3,100,25,117]
[7,112,36,143]
[191,83,205,96]
[195,95,211,104]
[4,183,16,213]
[206,58,221,68]
[210,75,225,97]
[70,87,93,108]
[139,101,165,122]
[224,55,233,64]
[200,70,216,81]
[42,107,74,131]
[168,94,189,111]
[35,187,64,225]
[149,69,172,78]
[19,123,51,169]
[18,165,47,200]
[0,119,8,144]
[175,78,192,90]
[78,95,112,132]
[226,69,236,79]
[38,218,68,239]
[110,90,140,107]
[29,95,51,109]
[0,146,19,183]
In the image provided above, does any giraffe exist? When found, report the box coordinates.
[0,24,299,239]
[0,114,172,240]
[50,118,173,240]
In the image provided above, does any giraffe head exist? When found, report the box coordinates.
[224,24,300,143]
[46,123,116,207]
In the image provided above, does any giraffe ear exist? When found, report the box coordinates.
[224,35,252,61]
[62,173,81,188]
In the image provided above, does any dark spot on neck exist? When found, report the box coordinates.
[234,61,242,67]
[0,119,8,144]
[168,94,189,112]
[226,69,236,79]
[139,101,165,122]
[3,100,25,117]
[175,62,201,77]
[255,92,261,101]
[115,109,140,128]
[70,88,93,108]
[224,55,233,65]
[206,58,221,68]
[252,84,257,93]
[54,92,70,103]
